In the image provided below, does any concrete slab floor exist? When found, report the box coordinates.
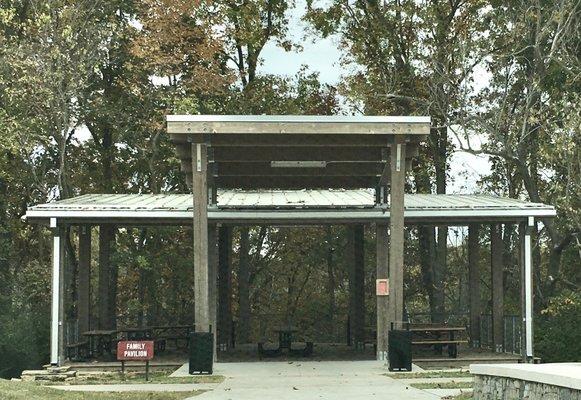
[175,361,441,400]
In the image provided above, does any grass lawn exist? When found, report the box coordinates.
[448,392,473,399]
[44,371,225,385]
[388,370,472,379]
[411,381,473,390]
[0,379,204,400]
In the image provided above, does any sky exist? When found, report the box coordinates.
[258,1,491,194]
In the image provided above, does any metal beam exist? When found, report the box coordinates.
[522,217,534,362]
[26,207,557,227]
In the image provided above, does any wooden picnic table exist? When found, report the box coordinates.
[258,326,312,358]
[403,323,468,358]
[82,330,117,357]
[116,326,153,340]
[150,324,193,349]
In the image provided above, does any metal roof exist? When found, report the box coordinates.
[167,115,431,123]
[24,191,556,225]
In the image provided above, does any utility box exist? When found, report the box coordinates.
[189,331,214,374]
[388,329,412,371]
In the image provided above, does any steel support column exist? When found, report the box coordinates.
[521,217,534,362]
[50,218,65,365]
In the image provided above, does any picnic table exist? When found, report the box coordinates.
[150,324,193,350]
[404,323,468,358]
[116,326,153,340]
[82,329,117,357]
[258,326,313,358]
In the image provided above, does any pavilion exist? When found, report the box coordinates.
[24,115,556,366]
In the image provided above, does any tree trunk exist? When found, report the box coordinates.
[418,227,436,320]
[325,227,336,331]
[98,225,115,329]
[238,227,251,343]
[218,226,232,347]
[433,126,448,324]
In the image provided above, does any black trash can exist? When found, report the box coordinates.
[388,329,412,371]
[189,330,214,374]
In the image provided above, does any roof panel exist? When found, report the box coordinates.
[24,191,556,226]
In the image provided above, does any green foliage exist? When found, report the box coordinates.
[535,291,581,363]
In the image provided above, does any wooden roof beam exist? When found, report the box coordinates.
[170,134,425,147]
[167,120,430,135]
[181,162,385,176]
[209,176,381,189]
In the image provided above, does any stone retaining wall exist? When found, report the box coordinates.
[473,375,581,400]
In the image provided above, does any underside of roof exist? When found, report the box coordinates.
[24,191,556,226]
[167,115,431,190]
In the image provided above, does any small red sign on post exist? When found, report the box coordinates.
[376,279,389,296]
[117,340,154,381]
[117,341,154,361]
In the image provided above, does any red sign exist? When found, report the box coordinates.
[117,341,154,361]
[376,279,389,296]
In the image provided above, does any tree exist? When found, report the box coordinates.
[451,0,580,300]
[305,0,489,321]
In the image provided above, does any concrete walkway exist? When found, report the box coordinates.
[175,361,441,400]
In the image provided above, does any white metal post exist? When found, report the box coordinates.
[50,218,60,365]
[524,216,534,361]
